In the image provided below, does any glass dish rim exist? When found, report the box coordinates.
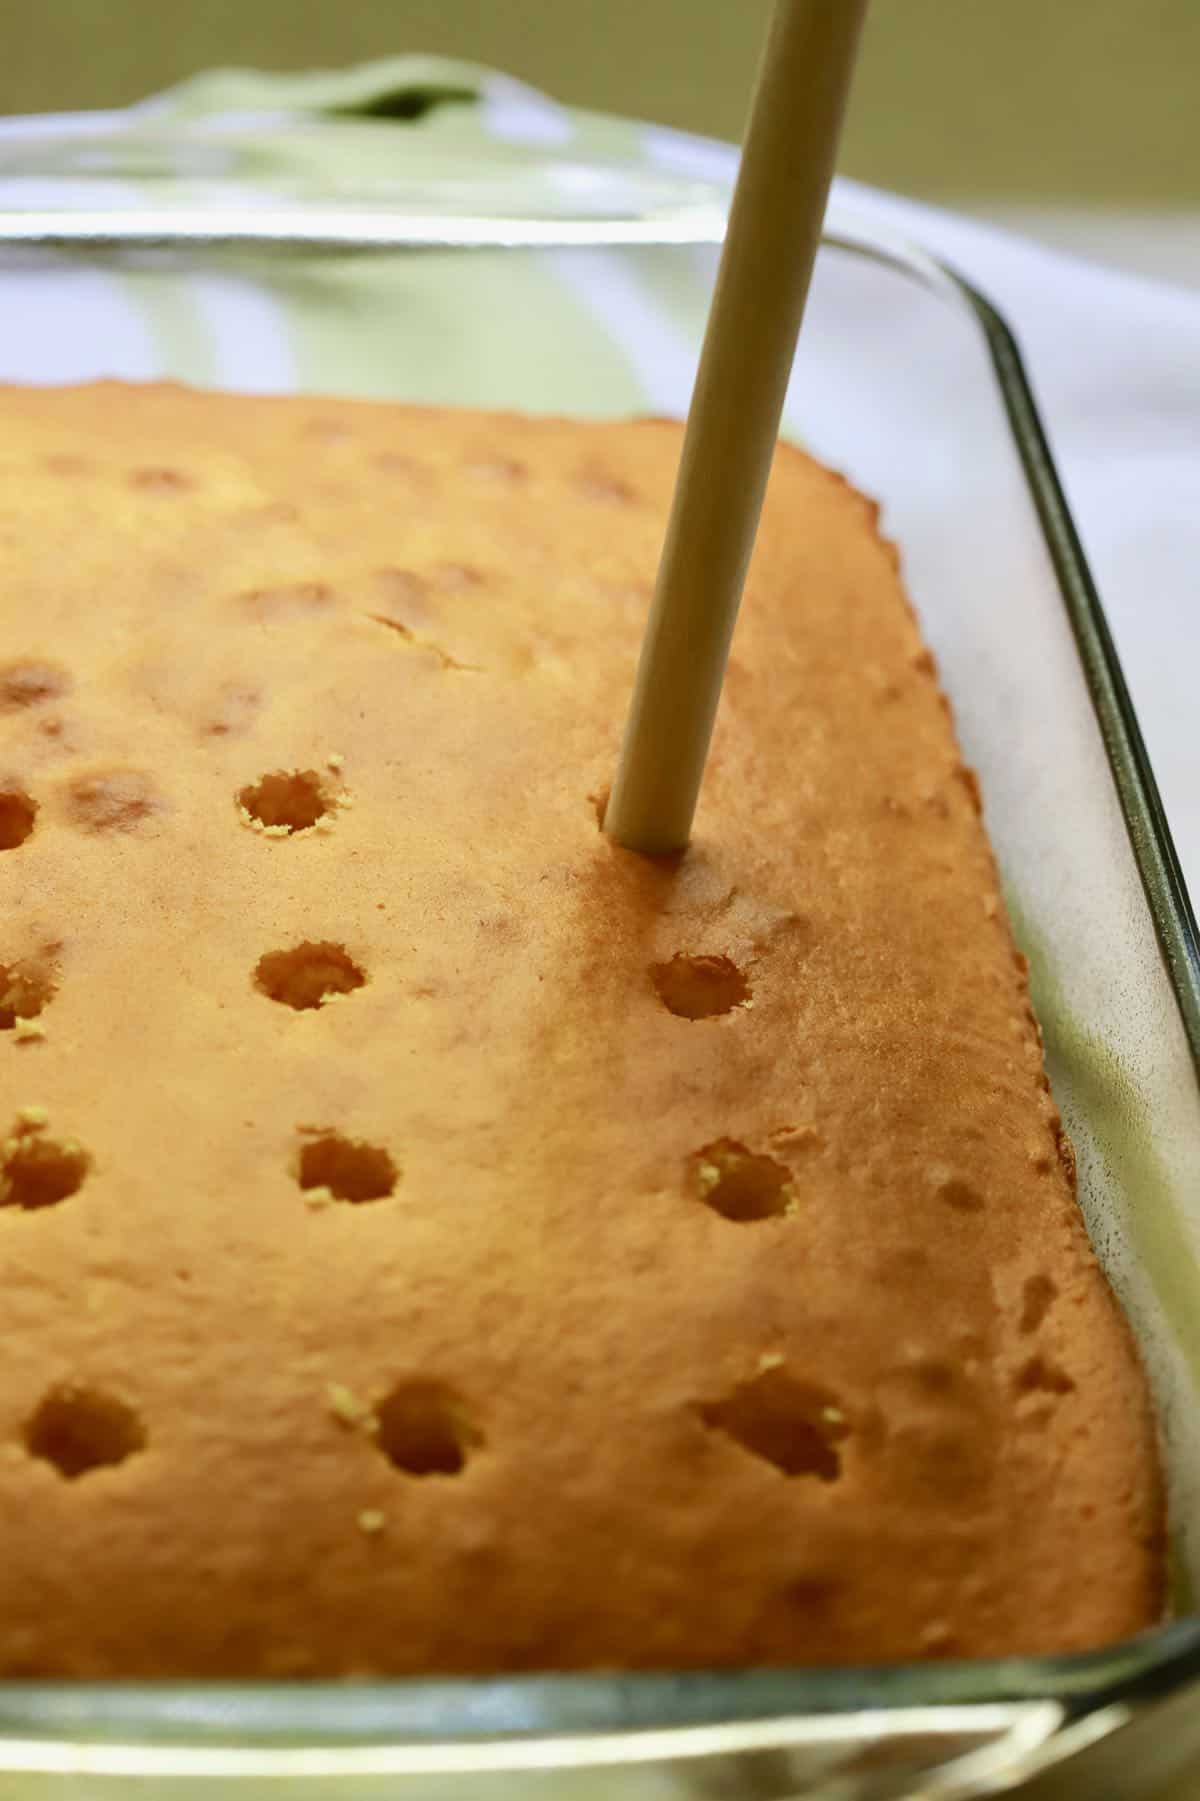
[0,211,1198,1779]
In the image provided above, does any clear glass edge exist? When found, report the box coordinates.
[1,212,1198,1779]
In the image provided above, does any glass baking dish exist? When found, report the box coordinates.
[1,78,1199,1799]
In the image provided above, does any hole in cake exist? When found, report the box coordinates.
[651,954,750,1020]
[1019,1274,1058,1335]
[255,942,366,1010]
[297,1132,397,1204]
[238,769,333,834]
[1,1131,90,1210]
[1015,1355,1075,1397]
[0,788,37,850]
[0,960,55,1031]
[65,770,161,834]
[698,1367,849,1480]
[691,1139,795,1223]
[374,1381,479,1477]
[0,662,70,713]
[129,467,192,492]
[24,1384,145,1478]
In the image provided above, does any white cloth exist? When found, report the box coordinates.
[834,179,1200,903]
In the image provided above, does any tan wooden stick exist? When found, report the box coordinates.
[606,0,868,854]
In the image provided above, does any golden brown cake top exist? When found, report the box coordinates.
[0,382,1162,1676]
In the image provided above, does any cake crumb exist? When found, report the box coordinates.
[13,1019,46,1044]
[304,1185,334,1210]
[14,1105,48,1131]
[238,805,293,838]
[357,1509,386,1535]
[757,1350,786,1372]
[327,1382,373,1429]
[327,753,344,771]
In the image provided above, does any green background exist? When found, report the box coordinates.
[7,0,1200,204]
